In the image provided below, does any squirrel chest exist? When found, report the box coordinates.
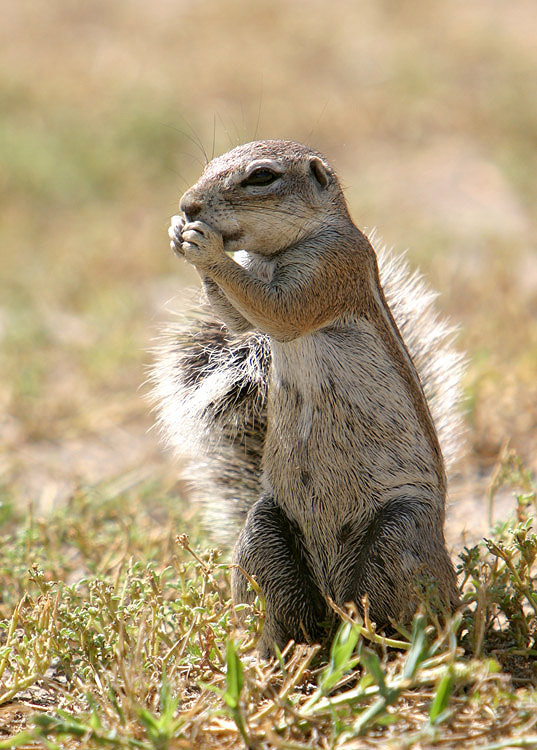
[264,324,441,555]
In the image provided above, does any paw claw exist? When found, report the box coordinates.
[170,214,185,230]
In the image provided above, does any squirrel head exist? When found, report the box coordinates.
[179,140,351,256]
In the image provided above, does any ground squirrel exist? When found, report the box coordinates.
[151,139,463,656]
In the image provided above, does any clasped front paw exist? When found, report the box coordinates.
[180,220,225,270]
[168,215,186,257]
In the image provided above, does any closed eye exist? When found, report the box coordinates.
[241,168,281,187]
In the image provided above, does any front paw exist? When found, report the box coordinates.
[168,214,186,257]
[181,221,225,270]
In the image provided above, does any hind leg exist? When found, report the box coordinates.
[343,497,458,626]
[231,495,330,657]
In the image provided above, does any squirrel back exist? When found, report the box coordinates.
[151,241,464,546]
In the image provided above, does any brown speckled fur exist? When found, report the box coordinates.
[150,140,463,656]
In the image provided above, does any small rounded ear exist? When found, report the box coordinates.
[309,156,331,189]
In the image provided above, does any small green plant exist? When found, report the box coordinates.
[459,451,537,671]
[221,640,250,747]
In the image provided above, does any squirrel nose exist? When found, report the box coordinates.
[179,190,204,222]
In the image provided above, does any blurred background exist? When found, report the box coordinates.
[1,0,536,538]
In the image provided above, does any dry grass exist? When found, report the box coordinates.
[1,0,537,747]
[0,460,536,749]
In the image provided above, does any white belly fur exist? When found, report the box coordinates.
[263,320,440,591]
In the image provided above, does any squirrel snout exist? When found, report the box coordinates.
[179,191,204,222]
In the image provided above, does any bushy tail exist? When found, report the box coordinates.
[150,245,465,546]
[376,246,465,472]
[150,317,270,545]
